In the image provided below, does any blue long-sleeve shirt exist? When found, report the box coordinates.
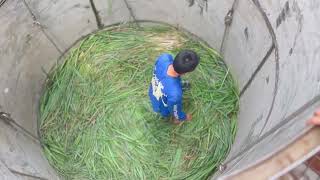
[148,53,187,121]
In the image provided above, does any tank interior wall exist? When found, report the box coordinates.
[0,0,320,179]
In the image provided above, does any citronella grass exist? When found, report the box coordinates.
[39,25,239,180]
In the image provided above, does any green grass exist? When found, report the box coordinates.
[39,25,239,180]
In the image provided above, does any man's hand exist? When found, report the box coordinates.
[307,109,320,125]
[186,114,192,121]
[173,118,182,125]
[172,114,192,125]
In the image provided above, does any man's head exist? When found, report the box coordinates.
[173,50,199,74]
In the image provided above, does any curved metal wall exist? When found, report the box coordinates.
[0,0,319,179]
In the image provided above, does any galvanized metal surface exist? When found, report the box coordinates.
[0,0,320,179]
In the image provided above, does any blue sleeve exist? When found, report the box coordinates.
[167,95,187,121]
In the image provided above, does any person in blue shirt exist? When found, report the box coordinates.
[149,50,199,125]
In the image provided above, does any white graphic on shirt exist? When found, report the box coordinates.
[151,73,168,107]
[173,105,178,119]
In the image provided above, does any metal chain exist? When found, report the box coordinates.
[219,0,239,53]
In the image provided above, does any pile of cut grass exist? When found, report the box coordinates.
[39,25,239,180]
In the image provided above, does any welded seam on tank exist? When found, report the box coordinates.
[252,0,280,138]
[239,44,275,97]
[217,39,275,175]
[89,0,103,29]
[0,0,7,7]
[239,1,280,97]
[0,112,40,144]
[122,0,140,27]
[20,0,63,54]
[9,168,48,180]
[236,0,280,152]
[218,94,320,179]
[0,158,48,180]
[219,0,239,54]
[220,0,280,170]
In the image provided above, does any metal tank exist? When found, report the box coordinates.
[1,0,320,179]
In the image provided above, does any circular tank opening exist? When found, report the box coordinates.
[38,24,239,179]
[2,0,319,179]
